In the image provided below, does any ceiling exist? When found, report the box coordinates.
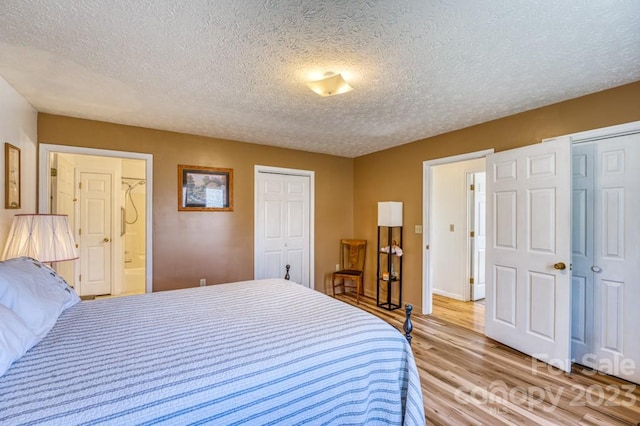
[1,1,639,158]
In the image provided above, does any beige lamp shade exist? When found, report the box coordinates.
[306,73,353,97]
[378,202,403,227]
[2,214,78,262]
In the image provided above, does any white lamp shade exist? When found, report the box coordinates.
[378,202,403,226]
[2,214,78,262]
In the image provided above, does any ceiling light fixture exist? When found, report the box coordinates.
[306,72,353,97]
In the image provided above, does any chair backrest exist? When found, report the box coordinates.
[340,239,367,272]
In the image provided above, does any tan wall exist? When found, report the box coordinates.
[38,114,354,292]
[354,81,640,312]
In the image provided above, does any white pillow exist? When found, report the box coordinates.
[0,304,39,377]
[0,257,80,338]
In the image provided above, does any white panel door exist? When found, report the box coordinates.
[52,155,76,286]
[572,134,640,384]
[486,139,572,372]
[256,172,310,287]
[79,172,112,296]
[570,142,595,365]
[471,172,486,300]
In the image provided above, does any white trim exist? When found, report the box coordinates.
[39,144,153,293]
[542,120,640,144]
[465,171,474,302]
[422,149,493,315]
[254,165,315,289]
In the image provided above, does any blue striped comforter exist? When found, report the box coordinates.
[0,279,425,425]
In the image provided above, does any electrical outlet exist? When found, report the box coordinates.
[199,278,206,287]
[335,263,340,271]
[415,225,423,234]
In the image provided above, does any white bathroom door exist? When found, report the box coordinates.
[471,172,486,301]
[486,139,572,372]
[78,172,113,296]
[572,134,640,384]
[255,171,310,287]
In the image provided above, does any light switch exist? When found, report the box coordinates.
[450,224,455,232]
[415,225,423,234]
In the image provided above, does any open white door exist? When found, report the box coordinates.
[485,139,572,372]
[470,172,486,301]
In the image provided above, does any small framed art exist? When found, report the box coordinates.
[5,143,21,209]
[178,165,233,211]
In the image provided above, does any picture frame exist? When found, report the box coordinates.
[5,143,21,209]
[178,165,233,211]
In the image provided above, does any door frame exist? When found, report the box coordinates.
[542,120,640,146]
[254,165,315,289]
[38,144,154,293]
[422,149,494,314]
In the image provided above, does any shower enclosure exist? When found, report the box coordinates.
[122,177,146,295]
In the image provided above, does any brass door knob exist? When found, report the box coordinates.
[103,237,110,243]
[553,262,566,270]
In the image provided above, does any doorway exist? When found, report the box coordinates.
[422,149,493,315]
[39,144,153,295]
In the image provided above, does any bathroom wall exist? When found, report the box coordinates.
[122,158,146,293]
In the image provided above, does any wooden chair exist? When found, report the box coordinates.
[331,239,367,304]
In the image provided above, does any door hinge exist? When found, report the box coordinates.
[470,277,475,284]
[79,182,82,189]
[470,231,475,238]
[51,168,57,177]
[78,228,81,236]
[79,274,81,282]
[470,184,475,191]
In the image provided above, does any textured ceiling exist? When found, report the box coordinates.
[0,1,639,157]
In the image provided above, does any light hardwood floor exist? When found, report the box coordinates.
[432,294,485,334]
[335,293,640,426]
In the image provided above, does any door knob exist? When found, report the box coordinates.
[591,265,602,273]
[553,262,566,270]
[103,237,110,243]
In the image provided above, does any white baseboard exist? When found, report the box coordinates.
[432,288,464,301]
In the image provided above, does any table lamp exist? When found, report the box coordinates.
[2,214,78,263]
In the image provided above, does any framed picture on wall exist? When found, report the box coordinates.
[5,143,21,209]
[178,165,233,211]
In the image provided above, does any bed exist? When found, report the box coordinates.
[0,257,425,425]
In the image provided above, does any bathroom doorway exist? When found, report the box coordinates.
[39,144,152,296]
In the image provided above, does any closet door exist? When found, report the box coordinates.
[255,171,311,287]
[572,133,640,384]
[571,142,595,368]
